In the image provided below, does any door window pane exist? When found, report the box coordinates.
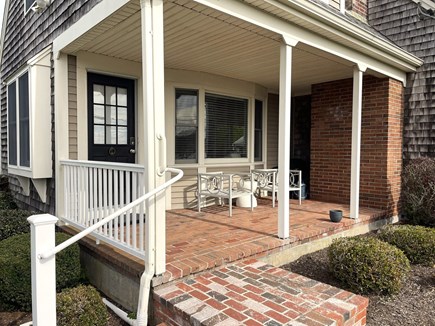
[106,126,116,144]
[118,88,127,106]
[94,105,105,124]
[175,89,198,163]
[94,125,104,144]
[205,93,248,159]
[93,84,105,104]
[118,107,127,125]
[106,106,117,125]
[105,86,117,105]
[118,127,127,144]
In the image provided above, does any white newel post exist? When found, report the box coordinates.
[350,64,366,219]
[28,214,58,326]
[278,36,298,239]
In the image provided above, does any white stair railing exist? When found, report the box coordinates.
[28,167,183,326]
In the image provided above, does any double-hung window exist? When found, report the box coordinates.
[175,89,198,163]
[254,99,263,162]
[8,71,30,168]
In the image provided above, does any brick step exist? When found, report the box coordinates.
[153,259,368,326]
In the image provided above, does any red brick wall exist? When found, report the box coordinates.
[346,0,368,20]
[311,76,403,215]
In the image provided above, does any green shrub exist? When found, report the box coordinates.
[402,158,435,226]
[328,237,410,295]
[0,209,33,241]
[0,232,83,311]
[0,192,18,210]
[378,225,435,266]
[57,285,108,326]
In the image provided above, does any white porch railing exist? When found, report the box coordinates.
[29,165,183,325]
[61,160,146,259]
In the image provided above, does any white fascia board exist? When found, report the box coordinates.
[52,0,130,57]
[193,0,421,81]
[273,0,422,69]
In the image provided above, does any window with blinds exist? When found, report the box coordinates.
[254,99,263,162]
[175,89,198,163]
[205,93,248,159]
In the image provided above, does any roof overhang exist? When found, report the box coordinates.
[53,0,423,93]
[194,0,423,81]
[273,0,423,70]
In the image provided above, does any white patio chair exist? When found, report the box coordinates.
[197,172,254,217]
[252,169,302,206]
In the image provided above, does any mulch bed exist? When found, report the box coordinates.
[282,246,435,326]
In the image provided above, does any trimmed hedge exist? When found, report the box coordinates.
[328,237,410,295]
[378,225,435,266]
[0,192,18,210]
[0,232,83,311]
[0,209,33,241]
[57,285,108,326]
[402,158,435,226]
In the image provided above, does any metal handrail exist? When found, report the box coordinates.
[39,167,183,260]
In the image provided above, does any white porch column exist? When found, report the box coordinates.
[140,0,166,275]
[54,53,69,218]
[350,64,366,219]
[278,36,298,239]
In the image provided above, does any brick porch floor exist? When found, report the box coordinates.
[70,198,385,325]
[149,199,378,325]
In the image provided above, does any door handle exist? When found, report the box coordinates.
[130,149,136,154]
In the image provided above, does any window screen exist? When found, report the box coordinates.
[254,99,263,162]
[8,82,17,166]
[205,93,248,159]
[175,89,198,163]
[19,72,30,167]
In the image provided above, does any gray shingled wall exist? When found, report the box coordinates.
[0,0,102,213]
[369,0,435,159]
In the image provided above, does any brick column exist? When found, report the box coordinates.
[311,76,404,216]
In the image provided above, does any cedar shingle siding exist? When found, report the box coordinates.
[0,0,102,212]
[369,0,435,159]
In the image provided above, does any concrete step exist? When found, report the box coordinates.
[153,259,368,326]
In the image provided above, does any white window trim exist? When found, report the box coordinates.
[6,46,52,180]
[7,67,33,174]
[24,0,35,14]
[169,82,267,168]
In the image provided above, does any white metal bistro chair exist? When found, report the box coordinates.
[252,169,302,206]
[197,172,254,217]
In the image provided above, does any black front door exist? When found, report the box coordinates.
[88,73,135,163]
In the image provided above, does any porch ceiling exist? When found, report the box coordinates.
[61,0,357,94]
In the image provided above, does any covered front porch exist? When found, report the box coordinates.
[49,0,419,323]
